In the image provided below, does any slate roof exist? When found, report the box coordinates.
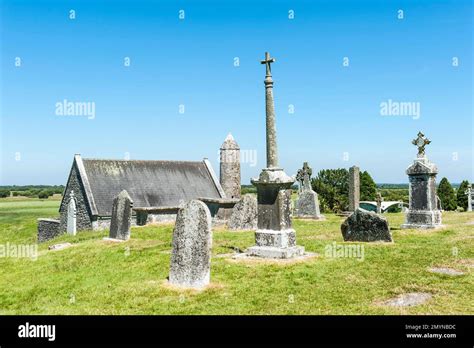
[68,155,224,216]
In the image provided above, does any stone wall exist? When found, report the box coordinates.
[59,163,93,232]
[37,219,61,243]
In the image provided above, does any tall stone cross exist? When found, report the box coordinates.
[260,52,278,169]
[296,162,312,192]
[465,184,473,212]
[412,131,431,157]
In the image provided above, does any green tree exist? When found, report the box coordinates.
[438,177,456,211]
[360,171,377,201]
[312,169,348,213]
[0,190,9,198]
[456,180,470,210]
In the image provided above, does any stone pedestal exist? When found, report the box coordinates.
[247,168,305,259]
[401,156,442,229]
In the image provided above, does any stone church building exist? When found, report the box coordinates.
[48,134,242,237]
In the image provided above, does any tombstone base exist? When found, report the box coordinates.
[247,229,305,259]
[401,210,442,229]
[294,214,326,220]
[246,245,305,259]
[103,237,128,242]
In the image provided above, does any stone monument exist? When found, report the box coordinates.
[376,192,383,214]
[169,200,212,289]
[348,166,360,212]
[294,162,324,220]
[109,190,133,240]
[228,194,258,230]
[66,191,77,235]
[246,52,305,259]
[220,133,241,199]
[465,184,472,212]
[401,132,442,229]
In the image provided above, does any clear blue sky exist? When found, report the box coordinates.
[1,0,472,185]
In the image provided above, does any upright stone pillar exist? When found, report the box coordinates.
[220,133,241,199]
[66,191,77,235]
[401,132,442,229]
[247,52,305,259]
[109,190,133,240]
[348,166,360,212]
[465,185,472,212]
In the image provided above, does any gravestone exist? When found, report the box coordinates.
[109,190,133,240]
[294,162,324,220]
[465,184,472,212]
[247,52,305,259]
[376,192,383,214]
[348,166,360,212]
[66,191,77,235]
[169,200,212,289]
[401,132,442,229]
[228,194,258,230]
[341,208,392,242]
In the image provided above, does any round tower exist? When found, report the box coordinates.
[220,133,241,199]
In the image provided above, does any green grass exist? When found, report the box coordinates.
[0,198,472,314]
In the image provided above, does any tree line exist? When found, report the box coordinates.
[0,185,65,199]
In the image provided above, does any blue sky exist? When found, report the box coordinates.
[1,0,472,185]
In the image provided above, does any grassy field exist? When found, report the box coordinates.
[0,198,472,315]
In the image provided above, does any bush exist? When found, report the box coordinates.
[0,190,9,198]
[38,190,52,199]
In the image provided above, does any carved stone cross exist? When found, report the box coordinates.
[412,131,431,157]
[296,162,312,192]
[260,52,275,77]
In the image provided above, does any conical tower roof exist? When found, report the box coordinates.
[220,133,240,150]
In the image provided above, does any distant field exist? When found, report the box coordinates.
[0,198,472,315]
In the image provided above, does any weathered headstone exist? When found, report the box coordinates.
[465,184,472,212]
[348,166,360,212]
[341,208,392,242]
[247,52,305,259]
[294,162,324,220]
[169,200,212,289]
[376,192,383,214]
[228,194,258,230]
[109,190,133,240]
[67,191,77,235]
[401,132,442,229]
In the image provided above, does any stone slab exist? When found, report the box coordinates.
[246,245,305,259]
